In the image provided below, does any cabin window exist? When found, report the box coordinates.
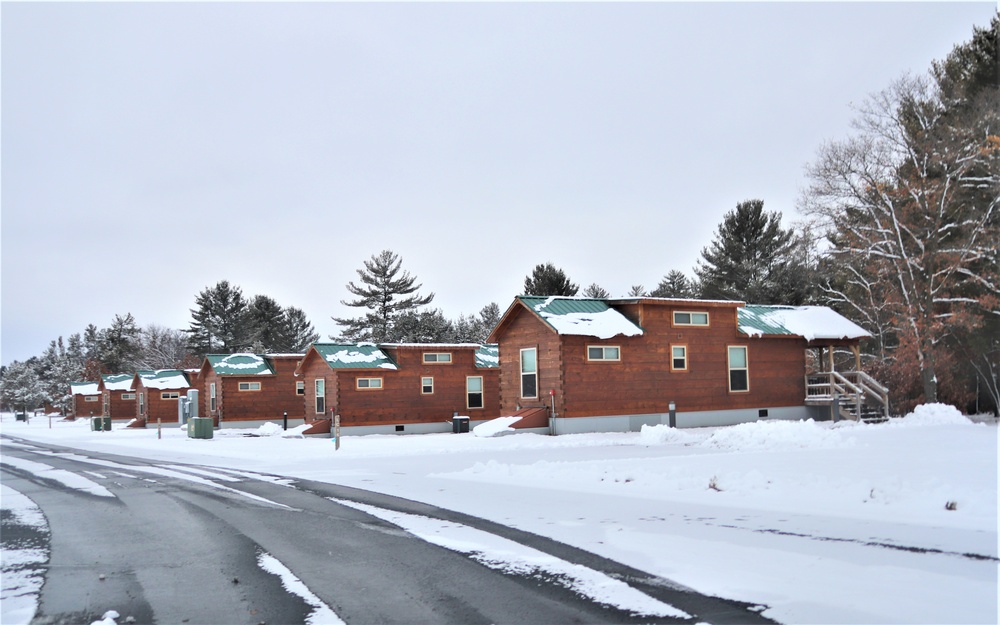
[673,311,709,326]
[121,393,135,400]
[728,346,749,392]
[210,383,217,412]
[238,382,262,391]
[357,378,383,390]
[315,379,325,414]
[296,381,305,395]
[467,376,484,409]
[520,348,537,399]
[139,393,145,414]
[421,377,434,394]
[422,352,452,364]
[587,346,620,361]
[85,396,99,402]
[161,392,180,400]
[671,345,688,371]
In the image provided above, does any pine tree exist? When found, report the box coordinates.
[187,281,253,356]
[97,313,143,373]
[0,361,47,414]
[582,283,610,299]
[388,309,455,343]
[627,285,646,297]
[695,200,806,304]
[523,263,579,296]
[38,337,84,414]
[247,295,289,352]
[333,250,435,343]
[650,270,696,298]
[282,307,319,352]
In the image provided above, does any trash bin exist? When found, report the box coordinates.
[15,413,27,422]
[91,416,112,431]
[452,415,470,433]
[188,417,214,439]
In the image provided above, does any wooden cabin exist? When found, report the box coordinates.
[295,343,501,435]
[487,296,887,434]
[194,353,305,428]
[130,369,191,427]
[97,374,137,421]
[70,381,102,419]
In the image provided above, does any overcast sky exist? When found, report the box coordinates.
[1,2,995,366]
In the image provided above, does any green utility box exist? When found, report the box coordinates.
[91,416,112,432]
[188,417,214,439]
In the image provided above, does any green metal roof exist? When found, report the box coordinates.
[738,305,871,341]
[311,343,398,370]
[517,296,644,338]
[475,344,499,369]
[206,354,274,376]
[136,369,191,389]
[101,373,134,391]
[738,306,798,336]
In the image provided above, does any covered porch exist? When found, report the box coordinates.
[805,343,889,421]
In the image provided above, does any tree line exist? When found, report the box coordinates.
[2,18,996,416]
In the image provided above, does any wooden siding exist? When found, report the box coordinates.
[102,390,136,420]
[195,356,305,425]
[73,394,102,418]
[496,307,563,416]
[135,383,189,425]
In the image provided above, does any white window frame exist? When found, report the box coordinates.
[356,378,383,390]
[671,345,688,371]
[85,396,99,402]
[467,376,484,410]
[121,393,135,400]
[728,345,749,393]
[161,392,180,400]
[421,377,434,395]
[139,392,145,414]
[422,352,453,364]
[673,311,710,327]
[315,379,326,414]
[587,346,620,361]
[520,347,538,399]
[296,381,305,395]
[210,382,217,412]
[238,381,262,391]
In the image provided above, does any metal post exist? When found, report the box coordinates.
[668,401,676,428]
[334,414,341,451]
[158,417,162,440]
[283,411,288,431]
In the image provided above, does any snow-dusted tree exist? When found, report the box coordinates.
[801,38,999,408]
[136,325,192,370]
[187,281,254,356]
[523,263,579,297]
[333,250,435,343]
[695,200,808,304]
[650,270,696,298]
[96,313,143,373]
[38,337,84,413]
[247,295,289,353]
[582,283,610,299]
[452,303,502,344]
[1,361,47,414]
[388,308,455,343]
[282,307,319,352]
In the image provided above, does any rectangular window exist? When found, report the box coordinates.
[520,348,537,399]
[210,383,217,412]
[315,379,325,414]
[673,311,709,326]
[728,346,749,392]
[467,376,484,409]
[139,393,145,414]
[121,393,135,400]
[238,381,262,391]
[296,381,305,395]
[357,378,383,389]
[421,377,434,394]
[587,346,620,361]
[85,396,99,402]
[671,345,688,371]
[422,352,453,364]
[161,392,180,400]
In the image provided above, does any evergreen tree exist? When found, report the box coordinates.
[187,281,253,356]
[0,361,47,414]
[282,307,320,352]
[650,270,696,298]
[38,337,84,414]
[695,200,806,304]
[333,250,434,343]
[388,308,455,343]
[523,263,579,296]
[626,285,646,297]
[247,295,289,352]
[582,283,610,299]
[97,313,143,373]
[452,303,502,344]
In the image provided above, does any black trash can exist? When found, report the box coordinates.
[452,416,470,433]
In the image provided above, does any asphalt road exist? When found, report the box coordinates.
[1,435,776,625]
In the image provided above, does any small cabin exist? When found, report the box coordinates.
[97,374,136,421]
[488,296,886,434]
[295,343,500,435]
[70,381,102,419]
[131,369,192,427]
[194,353,305,428]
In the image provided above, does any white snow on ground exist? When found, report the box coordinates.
[0,455,115,498]
[256,551,345,625]
[0,405,996,624]
[0,484,49,625]
[334,498,690,618]
[472,415,521,438]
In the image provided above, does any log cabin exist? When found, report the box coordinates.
[194,353,305,428]
[70,381,101,419]
[97,374,136,421]
[295,343,500,435]
[129,369,192,427]
[487,296,888,434]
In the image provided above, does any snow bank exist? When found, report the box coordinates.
[638,424,700,445]
[700,419,856,452]
[889,403,974,427]
[473,416,522,437]
[255,422,311,438]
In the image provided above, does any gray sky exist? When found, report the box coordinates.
[2,2,995,366]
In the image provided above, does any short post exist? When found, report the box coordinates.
[283,411,288,431]
[157,417,162,440]
[668,401,676,428]
[49,413,52,429]
[334,413,341,451]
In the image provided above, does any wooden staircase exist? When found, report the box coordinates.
[805,371,890,422]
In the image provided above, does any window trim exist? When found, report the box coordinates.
[121,393,135,400]
[356,377,383,390]
[421,376,434,395]
[727,345,750,393]
[673,311,710,327]
[210,383,217,412]
[161,392,180,400]
[422,352,453,364]
[670,344,688,372]
[520,347,538,399]
[587,345,621,362]
[466,376,484,410]
[238,381,262,392]
[296,381,305,396]
[84,396,99,402]
[315,379,326,415]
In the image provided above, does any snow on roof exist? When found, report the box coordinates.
[738,305,871,341]
[312,344,398,370]
[476,344,499,369]
[101,374,134,391]
[206,354,274,376]
[520,296,644,339]
[136,369,190,390]
[71,382,100,396]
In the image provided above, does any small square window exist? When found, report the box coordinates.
[296,381,305,395]
[421,377,434,394]
[671,345,687,371]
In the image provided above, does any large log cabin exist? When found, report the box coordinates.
[487,296,887,434]
[194,353,305,428]
[70,381,101,419]
[295,343,500,435]
[97,374,136,421]
[129,369,192,427]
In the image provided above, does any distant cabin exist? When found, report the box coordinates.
[70,381,102,419]
[194,353,305,428]
[97,373,136,421]
[295,343,500,435]
[487,296,887,434]
[130,369,192,427]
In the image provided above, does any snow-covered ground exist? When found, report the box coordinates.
[1,405,996,624]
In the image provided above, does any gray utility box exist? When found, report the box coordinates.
[188,417,214,439]
[91,416,112,432]
[452,416,470,433]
